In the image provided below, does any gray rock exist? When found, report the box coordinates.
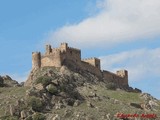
[55,101,65,109]
[73,100,81,107]
[21,110,27,119]
[9,105,15,116]
[52,114,60,120]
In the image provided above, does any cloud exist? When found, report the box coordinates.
[100,48,160,82]
[46,0,160,48]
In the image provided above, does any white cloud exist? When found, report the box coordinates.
[100,48,160,81]
[46,0,160,48]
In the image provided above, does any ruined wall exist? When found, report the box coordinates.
[60,45,81,67]
[45,45,52,55]
[41,49,62,67]
[82,58,101,69]
[60,43,68,52]
[116,70,128,86]
[81,61,102,77]
[102,70,128,86]
[32,52,41,69]
[66,47,81,63]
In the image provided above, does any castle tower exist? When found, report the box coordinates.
[32,52,41,69]
[60,43,68,52]
[116,70,128,86]
[45,44,52,55]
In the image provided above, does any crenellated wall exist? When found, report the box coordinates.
[81,61,102,77]
[41,49,62,67]
[82,57,100,69]
[31,43,128,87]
[102,70,128,86]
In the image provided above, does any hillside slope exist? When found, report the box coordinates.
[0,66,159,120]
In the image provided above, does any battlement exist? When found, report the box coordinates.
[82,57,100,69]
[82,57,100,60]
[31,42,128,87]
[52,48,61,52]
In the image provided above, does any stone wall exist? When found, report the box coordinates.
[41,50,62,67]
[102,70,128,86]
[32,52,41,69]
[81,61,102,77]
[82,58,100,69]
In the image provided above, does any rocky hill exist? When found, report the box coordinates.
[0,66,160,120]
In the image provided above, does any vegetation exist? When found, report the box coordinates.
[27,96,43,112]
[105,82,117,90]
[0,67,160,119]
[0,116,18,120]
[35,76,52,87]
[46,84,58,94]
[32,113,46,120]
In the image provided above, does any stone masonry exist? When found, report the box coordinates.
[32,43,128,87]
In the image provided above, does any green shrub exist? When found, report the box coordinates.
[25,116,33,120]
[36,76,52,87]
[46,84,58,94]
[59,84,66,92]
[32,113,46,120]
[28,96,43,112]
[0,116,18,120]
[106,82,117,90]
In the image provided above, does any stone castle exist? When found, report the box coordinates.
[32,43,128,87]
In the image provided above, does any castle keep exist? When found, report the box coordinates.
[32,43,128,87]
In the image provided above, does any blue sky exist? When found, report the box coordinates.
[0,0,160,99]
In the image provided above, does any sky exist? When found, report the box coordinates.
[0,0,160,99]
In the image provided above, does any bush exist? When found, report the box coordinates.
[28,96,43,112]
[32,113,46,120]
[36,76,52,87]
[106,82,117,90]
[46,84,58,94]
[25,116,33,120]
[0,116,18,120]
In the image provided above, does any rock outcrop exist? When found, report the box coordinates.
[0,75,20,87]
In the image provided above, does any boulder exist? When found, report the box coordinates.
[130,103,142,109]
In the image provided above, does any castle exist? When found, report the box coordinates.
[32,43,128,87]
